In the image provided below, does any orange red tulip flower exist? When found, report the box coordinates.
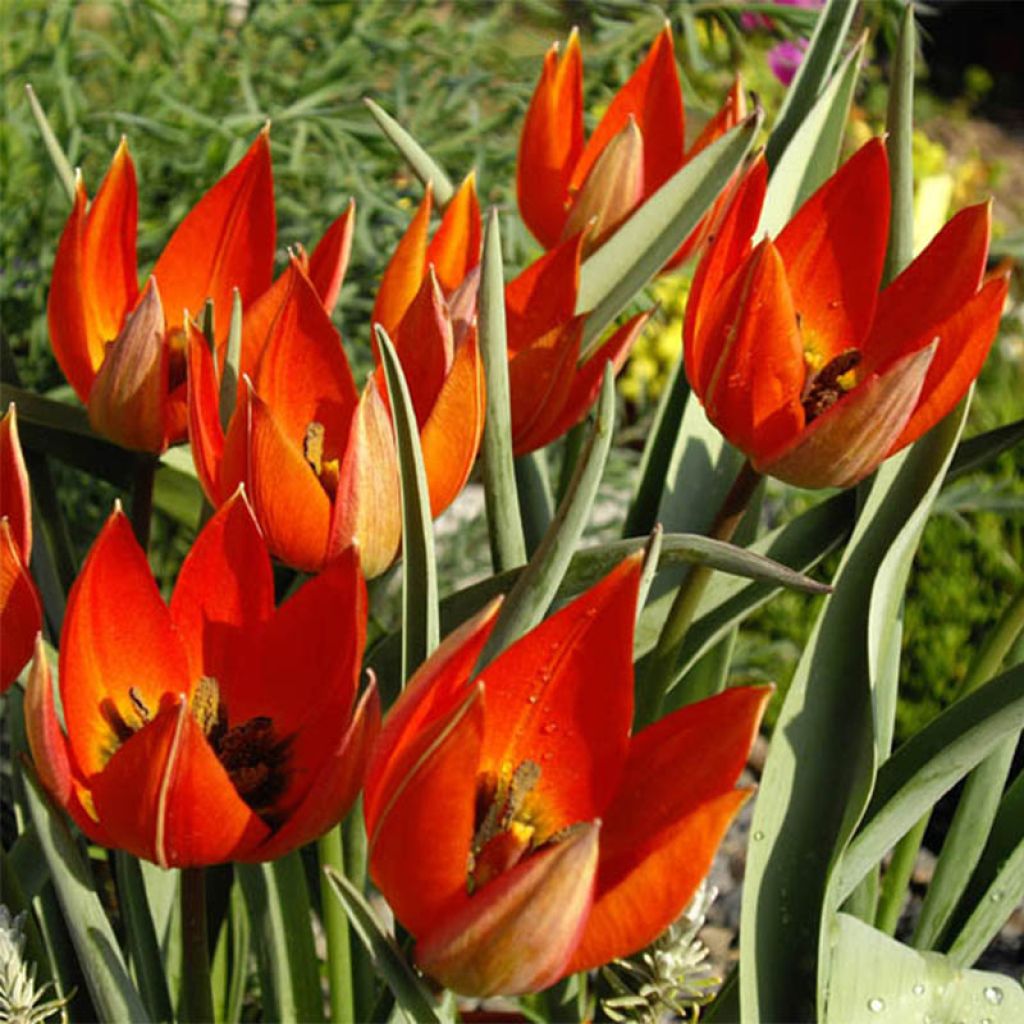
[684,139,1010,489]
[1,406,42,691]
[517,26,746,266]
[371,175,485,517]
[364,553,769,996]
[48,131,276,452]
[25,492,378,868]
[506,231,651,454]
[189,254,401,577]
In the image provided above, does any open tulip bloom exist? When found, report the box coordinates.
[364,553,770,996]
[1,406,42,691]
[517,25,746,266]
[25,492,379,867]
[685,138,1010,488]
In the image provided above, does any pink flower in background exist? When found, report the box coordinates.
[769,38,810,85]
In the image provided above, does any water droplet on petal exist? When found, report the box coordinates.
[867,996,885,1013]
[983,986,1004,1006]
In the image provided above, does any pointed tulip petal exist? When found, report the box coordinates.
[775,139,890,361]
[253,680,380,862]
[891,272,1009,452]
[372,187,432,338]
[61,508,190,777]
[88,279,169,452]
[364,599,502,831]
[152,129,275,337]
[572,25,683,199]
[227,383,333,574]
[186,321,226,503]
[309,199,355,315]
[684,155,768,393]
[568,790,747,972]
[169,491,274,685]
[479,555,642,831]
[703,240,806,457]
[759,342,936,488]
[863,202,993,373]
[419,328,485,517]
[517,31,584,248]
[1,520,41,691]
[330,380,402,578]
[90,699,269,867]
[1,405,32,559]
[417,821,600,997]
[505,233,584,356]
[369,686,485,937]
[427,173,481,294]
[563,117,645,254]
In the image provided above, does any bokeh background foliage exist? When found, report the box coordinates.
[2,0,1022,739]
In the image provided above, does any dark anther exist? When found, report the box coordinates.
[802,349,861,422]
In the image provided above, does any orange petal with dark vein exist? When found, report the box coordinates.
[83,139,139,353]
[568,790,748,972]
[478,554,642,832]
[775,138,890,362]
[186,322,226,504]
[372,186,433,338]
[417,821,600,997]
[1,405,32,559]
[88,279,168,452]
[684,155,767,393]
[863,202,992,373]
[890,272,1009,453]
[91,700,269,867]
[309,199,355,315]
[703,240,806,457]
[60,507,190,778]
[517,31,584,248]
[369,686,485,938]
[254,681,380,862]
[169,491,274,686]
[231,384,332,574]
[151,128,275,338]
[505,232,584,356]
[0,520,40,692]
[758,342,936,489]
[419,329,485,517]
[330,380,402,579]
[427,173,481,294]
[364,599,501,831]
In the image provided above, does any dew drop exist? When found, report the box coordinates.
[983,986,1004,1006]
[867,996,885,1013]
[752,830,765,842]
[912,984,925,996]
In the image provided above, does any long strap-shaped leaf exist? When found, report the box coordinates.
[835,660,1024,903]
[576,111,762,355]
[478,208,527,573]
[235,854,324,1024]
[363,97,455,206]
[377,325,440,681]
[740,397,971,1023]
[476,367,616,669]
[323,866,447,1024]
[765,0,858,170]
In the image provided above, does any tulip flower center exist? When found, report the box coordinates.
[192,676,291,824]
[801,348,861,422]
[468,760,552,893]
[303,422,340,498]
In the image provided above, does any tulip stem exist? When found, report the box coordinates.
[318,826,355,1023]
[130,453,158,550]
[638,460,762,725]
[181,867,214,1024]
